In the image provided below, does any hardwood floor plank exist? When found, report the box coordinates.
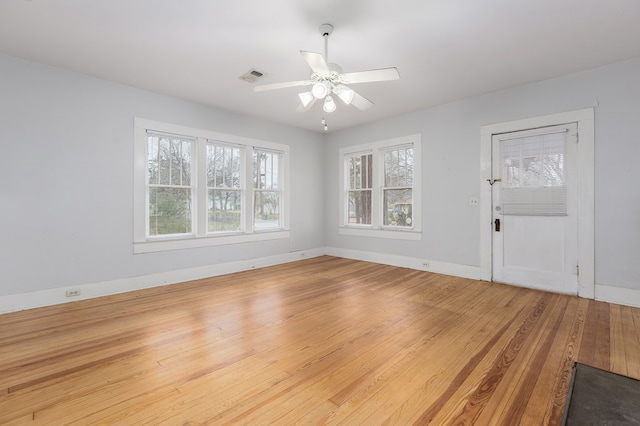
[624,306,640,379]
[1,256,639,424]
[424,310,533,426]
[492,295,569,423]
[610,304,628,376]
[518,297,588,425]
[443,292,553,425]
[578,299,611,370]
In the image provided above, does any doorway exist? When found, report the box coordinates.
[480,109,594,297]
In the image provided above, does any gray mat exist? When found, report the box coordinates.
[563,363,640,425]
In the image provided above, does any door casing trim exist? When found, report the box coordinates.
[479,108,595,298]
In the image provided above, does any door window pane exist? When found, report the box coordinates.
[501,130,567,216]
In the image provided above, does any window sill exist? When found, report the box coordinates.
[134,230,290,254]
[338,227,421,240]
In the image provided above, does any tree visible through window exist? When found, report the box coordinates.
[147,132,194,236]
[383,146,413,227]
[346,153,373,225]
[207,143,242,232]
[136,118,290,252]
[253,149,282,230]
[340,135,419,235]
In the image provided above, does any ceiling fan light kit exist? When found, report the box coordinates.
[253,23,400,118]
[323,95,337,113]
[312,80,331,99]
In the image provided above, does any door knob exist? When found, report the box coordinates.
[494,218,501,232]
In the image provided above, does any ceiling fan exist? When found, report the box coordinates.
[253,24,400,113]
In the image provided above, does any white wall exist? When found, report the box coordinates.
[324,56,640,295]
[0,54,325,303]
[2,52,639,312]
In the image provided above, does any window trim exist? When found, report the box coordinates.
[338,134,421,240]
[134,118,289,254]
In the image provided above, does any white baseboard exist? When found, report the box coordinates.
[4,248,638,314]
[0,248,325,314]
[595,284,640,308]
[325,247,482,280]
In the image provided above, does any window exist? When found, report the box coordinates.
[207,142,242,232]
[499,126,568,216]
[147,132,194,236]
[134,118,289,253]
[253,149,282,230]
[382,145,413,227]
[346,152,372,225]
[339,135,421,240]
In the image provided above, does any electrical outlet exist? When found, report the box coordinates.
[66,289,81,297]
[422,262,430,268]
[300,252,306,257]
[469,197,479,206]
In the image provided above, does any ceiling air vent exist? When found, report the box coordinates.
[239,69,265,83]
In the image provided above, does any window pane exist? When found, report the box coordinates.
[158,138,171,185]
[181,141,192,186]
[348,190,372,224]
[384,147,413,187]
[148,187,192,235]
[502,133,565,188]
[383,189,412,227]
[347,153,372,190]
[147,136,159,185]
[207,144,241,188]
[148,136,192,187]
[501,130,567,215]
[254,151,280,190]
[254,190,280,230]
[208,189,241,232]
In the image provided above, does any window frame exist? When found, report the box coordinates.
[134,118,289,254]
[338,134,421,240]
[146,131,196,238]
[344,150,373,227]
[252,148,284,231]
[206,140,245,234]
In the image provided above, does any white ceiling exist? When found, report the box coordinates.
[2,0,640,133]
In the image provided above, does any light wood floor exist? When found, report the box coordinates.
[1,256,639,425]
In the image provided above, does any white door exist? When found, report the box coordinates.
[491,124,578,294]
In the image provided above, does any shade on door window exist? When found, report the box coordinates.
[500,129,567,216]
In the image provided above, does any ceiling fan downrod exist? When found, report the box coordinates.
[319,23,333,64]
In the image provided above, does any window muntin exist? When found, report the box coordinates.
[346,152,373,225]
[253,149,282,230]
[147,132,194,236]
[382,146,413,227]
[207,143,242,232]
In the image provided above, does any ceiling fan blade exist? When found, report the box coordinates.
[300,51,330,74]
[340,67,400,84]
[350,90,374,111]
[296,97,317,112]
[253,80,312,92]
